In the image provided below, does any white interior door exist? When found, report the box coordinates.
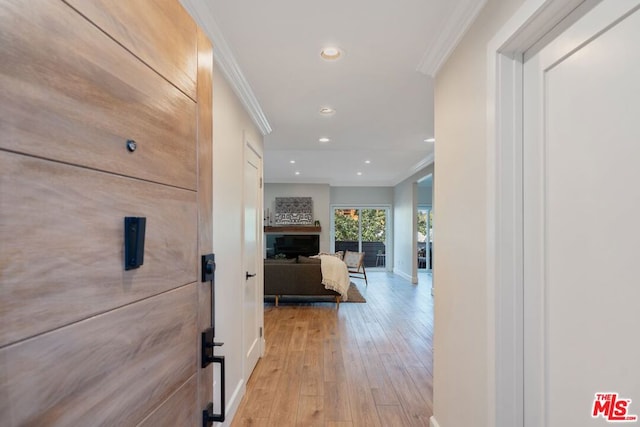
[523,3,640,426]
[243,143,262,378]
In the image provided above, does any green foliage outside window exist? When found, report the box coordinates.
[417,209,434,242]
[335,209,386,242]
[417,211,427,236]
[335,209,358,241]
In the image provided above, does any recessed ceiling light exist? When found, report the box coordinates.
[320,47,342,61]
[290,160,296,164]
[364,160,371,164]
[319,107,335,115]
[319,137,330,143]
[424,138,435,143]
[295,171,300,175]
[357,172,363,176]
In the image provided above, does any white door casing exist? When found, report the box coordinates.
[243,141,263,379]
[523,3,640,426]
[488,1,640,426]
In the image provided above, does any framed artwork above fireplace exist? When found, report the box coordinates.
[274,197,313,225]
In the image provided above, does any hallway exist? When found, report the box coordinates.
[232,272,434,427]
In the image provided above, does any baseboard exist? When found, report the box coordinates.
[430,415,441,427]
[396,270,413,283]
[220,379,245,426]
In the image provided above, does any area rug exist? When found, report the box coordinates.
[345,282,366,302]
[264,282,366,304]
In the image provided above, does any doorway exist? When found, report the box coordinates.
[417,174,433,288]
[417,207,432,271]
[490,1,640,425]
[522,4,640,425]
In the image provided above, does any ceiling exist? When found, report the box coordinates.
[181,0,485,186]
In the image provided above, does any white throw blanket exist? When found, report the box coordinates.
[318,255,350,301]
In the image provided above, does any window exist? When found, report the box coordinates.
[333,207,388,267]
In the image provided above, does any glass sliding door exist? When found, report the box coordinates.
[333,207,388,268]
[334,208,360,253]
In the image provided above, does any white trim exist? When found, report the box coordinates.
[429,415,441,427]
[486,42,525,427]
[417,0,488,77]
[179,0,272,135]
[395,270,414,283]
[220,379,245,427]
[393,153,435,187]
[486,1,599,427]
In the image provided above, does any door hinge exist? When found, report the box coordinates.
[259,327,263,338]
[259,177,263,188]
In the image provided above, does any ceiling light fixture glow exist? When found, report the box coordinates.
[424,138,435,143]
[365,160,371,164]
[319,107,335,115]
[295,171,300,175]
[319,137,330,143]
[290,160,296,164]
[320,47,342,60]
[357,172,363,176]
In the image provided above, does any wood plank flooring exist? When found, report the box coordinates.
[232,272,434,427]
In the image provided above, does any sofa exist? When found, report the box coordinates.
[263,256,341,305]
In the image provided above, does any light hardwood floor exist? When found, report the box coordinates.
[231,271,434,427]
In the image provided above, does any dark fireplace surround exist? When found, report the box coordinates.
[266,234,319,259]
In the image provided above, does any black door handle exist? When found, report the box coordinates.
[246,272,256,280]
[203,355,225,425]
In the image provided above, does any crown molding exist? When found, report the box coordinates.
[179,0,272,135]
[416,0,487,77]
[392,153,435,186]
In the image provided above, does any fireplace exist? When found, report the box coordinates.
[266,234,319,259]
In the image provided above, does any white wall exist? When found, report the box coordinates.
[417,184,433,206]
[393,164,434,283]
[264,183,331,252]
[211,62,264,424]
[432,0,524,426]
[330,186,393,205]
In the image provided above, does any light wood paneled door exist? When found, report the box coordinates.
[0,0,213,425]
[231,272,434,427]
[0,0,198,189]
[196,26,215,418]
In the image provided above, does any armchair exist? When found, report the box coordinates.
[343,250,368,286]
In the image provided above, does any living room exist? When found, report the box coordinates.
[264,174,433,269]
